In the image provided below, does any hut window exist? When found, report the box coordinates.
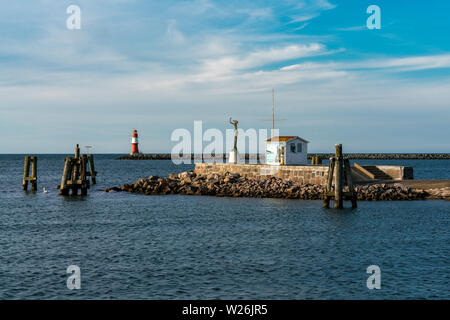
[290,143,296,153]
[297,143,302,152]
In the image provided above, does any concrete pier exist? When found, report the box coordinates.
[194,163,414,186]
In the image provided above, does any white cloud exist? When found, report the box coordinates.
[289,0,336,24]
[341,54,450,72]
[374,55,450,71]
[335,26,367,31]
[200,44,325,77]
[293,23,310,31]
[288,14,319,24]
[315,0,336,10]
[1,0,449,153]
[237,8,273,20]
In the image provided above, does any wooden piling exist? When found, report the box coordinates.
[59,145,91,196]
[87,154,97,184]
[334,144,343,209]
[80,155,88,195]
[31,156,37,191]
[75,144,80,159]
[327,158,336,191]
[343,159,352,189]
[323,157,336,208]
[344,159,357,208]
[59,158,71,195]
[312,156,323,165]
[313,156,319,165]
[71,145,80,195]
[22,156,38,191]
[22,156,30,190]
[323,145,357,209]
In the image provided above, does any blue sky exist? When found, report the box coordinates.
[0,0,449,153]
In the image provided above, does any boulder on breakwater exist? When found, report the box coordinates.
[105,171,431,201]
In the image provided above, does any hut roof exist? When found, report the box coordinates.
[266,136,309,143]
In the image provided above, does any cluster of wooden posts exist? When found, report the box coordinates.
[22,143,356,208]
[311,156,322,165]
[22,144,97,195]
[59,144,96,195]
[323,144,357,209]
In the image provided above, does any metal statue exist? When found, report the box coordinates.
[229,117,239,151]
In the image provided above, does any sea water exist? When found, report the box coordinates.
[0,155,448,299]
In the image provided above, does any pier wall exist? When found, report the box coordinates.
[194,163,414,185]
[194,163,329,185]
[375,165,414,180]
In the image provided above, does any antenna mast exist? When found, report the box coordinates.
[261,88,286,137]
[272,88,275,131]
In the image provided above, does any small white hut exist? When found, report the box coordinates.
[266,136,309,165]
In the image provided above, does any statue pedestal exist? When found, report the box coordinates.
[228,149,239,164]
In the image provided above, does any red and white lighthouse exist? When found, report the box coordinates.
[131,129,139,155]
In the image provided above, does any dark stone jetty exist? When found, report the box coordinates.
[310,153,450,160]
[104,171,446,201]
[116,153,450,160]
[115,154,261,160]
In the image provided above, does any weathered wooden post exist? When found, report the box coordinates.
[72,145,81,195]
[23,156,37,191]
[323,145,357,209]
[22,156,30,190]
[59,158,71,195]
[323,157,335,208]
[75,144,80,158]
[87,154,97,184]
[59,145,91,196]
[30,156,37,191]
[334,144,343,209]
[344,158,357,208]
[80,155,88,195]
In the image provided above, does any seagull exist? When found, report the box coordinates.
[43,187,48,193]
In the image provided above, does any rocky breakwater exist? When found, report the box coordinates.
[116,154,172,160]
[106,171,430,201]
[424,187,450,200]
[309,153,450,160]
[353,184,428,201]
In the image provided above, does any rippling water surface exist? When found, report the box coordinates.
[0,155,448,299]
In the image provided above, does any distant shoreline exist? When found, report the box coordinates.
[116,153,450,160]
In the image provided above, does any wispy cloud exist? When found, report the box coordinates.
[288,14,319,24]
[293,23,310,31]
[237,8,273,20]
[0,0,449,153]
[288,0,336,24]
[335,25,366,31]
[203,44,325,72]
[341,54,450,72]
